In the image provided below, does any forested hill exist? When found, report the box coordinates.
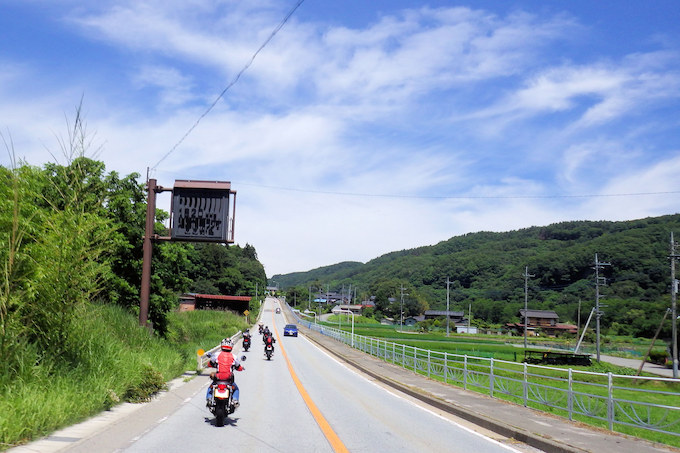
[274,215,680,338]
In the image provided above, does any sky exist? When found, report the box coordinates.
[1,1,679,278]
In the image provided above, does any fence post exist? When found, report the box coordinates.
[608,372,614,431]
[428,350,431,378]
[444,352,448,384]
[490,358,495,398]
[464,355,468,390]
[402,344,406,368]
[568,368,573,421]
[523,362,528,407]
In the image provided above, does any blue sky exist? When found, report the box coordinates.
[1,1,679,277]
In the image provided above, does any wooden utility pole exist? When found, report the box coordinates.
[139,178,157,327]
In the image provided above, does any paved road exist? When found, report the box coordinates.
[599,354,675,378]
[12,298,532,453]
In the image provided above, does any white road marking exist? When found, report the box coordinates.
[299,334,525,453]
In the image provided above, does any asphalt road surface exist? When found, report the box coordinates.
[121,298,528,452]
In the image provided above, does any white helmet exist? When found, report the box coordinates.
[220,338,233,351]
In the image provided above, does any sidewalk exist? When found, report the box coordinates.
[295,321,680,453]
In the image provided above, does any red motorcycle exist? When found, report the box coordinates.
[206,355,246,427]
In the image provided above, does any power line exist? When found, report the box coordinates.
[150,0,306,172]
[233,181,680,200]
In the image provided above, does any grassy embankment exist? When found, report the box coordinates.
[0,305,248,451]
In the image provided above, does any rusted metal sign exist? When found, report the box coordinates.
[170,180,235,242]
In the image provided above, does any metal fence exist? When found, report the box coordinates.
[293,312,680,438]
[196,331,243,370]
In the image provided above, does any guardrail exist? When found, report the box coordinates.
[196,331,243,370]
[291,310,680,438]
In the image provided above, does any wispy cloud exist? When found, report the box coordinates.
[1,1,678,275]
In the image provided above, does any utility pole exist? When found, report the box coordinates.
[139,178,158,328]
[400,285,405,331]
[523,266,535,349]
[446,277,451,337]
[594,253,610,363]
[577,299,581,340]
[671,233,679,378]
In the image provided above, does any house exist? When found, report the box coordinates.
[507,309,577,337]
[456,326,478,334]
[179,293,251,314]
[424,310,467,323]
[314,291,348,305]
[403,316,425,326]
[361,296,376,308]
[331,304,363,315]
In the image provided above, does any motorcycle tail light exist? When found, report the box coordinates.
[218,384,227,391]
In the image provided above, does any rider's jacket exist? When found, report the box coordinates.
[214,351,242,381]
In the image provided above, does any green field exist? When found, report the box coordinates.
[320,320,680,447]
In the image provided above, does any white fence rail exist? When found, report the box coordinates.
[196,331,243,370]
[292,312,680,438]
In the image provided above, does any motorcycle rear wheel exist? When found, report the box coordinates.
[215,402,226,427]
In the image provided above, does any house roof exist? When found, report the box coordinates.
[519,309,559,319]
[425,310,465,317]
[194,294,252,301]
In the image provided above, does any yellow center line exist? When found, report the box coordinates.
[271,308,350,453]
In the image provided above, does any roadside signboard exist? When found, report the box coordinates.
[170,180,234,242]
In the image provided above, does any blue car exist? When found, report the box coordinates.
[283,324,298,337]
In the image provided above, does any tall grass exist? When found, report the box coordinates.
[0,305,246,450]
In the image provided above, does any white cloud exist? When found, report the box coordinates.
[1,2,679,276]
[132,65,195,107]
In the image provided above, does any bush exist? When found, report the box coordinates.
[648,350,669,365]
[124,365,168,403]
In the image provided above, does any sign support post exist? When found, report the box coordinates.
[139,178,157,327]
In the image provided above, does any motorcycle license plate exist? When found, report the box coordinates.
[215,388,230,398]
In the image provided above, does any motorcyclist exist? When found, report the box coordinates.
[258,322,264,334]
[263,332,276,354]
[206,338,244,409]
[242,329,251,349]
[262,326,271,338]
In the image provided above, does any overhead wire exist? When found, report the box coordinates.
[232,181,680,200]
[150,0,306,172]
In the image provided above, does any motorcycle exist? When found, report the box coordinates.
[265,343,274,360]
[206,355,246,427]
[243,335,251,352]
